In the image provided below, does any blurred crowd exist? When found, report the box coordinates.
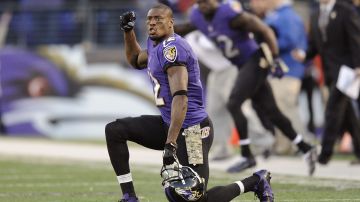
[0,0,140,46]
[1,0,360,166]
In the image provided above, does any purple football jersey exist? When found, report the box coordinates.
[190,2,259,67]
[146,34,207,128]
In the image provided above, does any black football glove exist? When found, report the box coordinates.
[270,58,288,79]
[120,11,136,32]
[163,143,178,166]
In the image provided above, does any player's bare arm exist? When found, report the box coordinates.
[174,22,197,36]
[120,11,148,69]
[166,65,188,145]
[230,12,279,56]
[124,31,148,69]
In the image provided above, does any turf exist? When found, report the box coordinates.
[0,156,360,202]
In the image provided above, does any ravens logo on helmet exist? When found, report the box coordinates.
[161,161,205,202]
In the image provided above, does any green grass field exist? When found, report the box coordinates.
[1,156,360,202]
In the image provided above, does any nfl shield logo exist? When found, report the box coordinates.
[163,45,177,62]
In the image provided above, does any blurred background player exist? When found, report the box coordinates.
[174,0,317,175]
[293,0,360,165]
[161,0,274,160]
[159,0,236,160]
[105,4,273,202]
[185,31,238,160]
[249,0,314,154]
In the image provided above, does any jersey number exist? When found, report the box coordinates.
[216,35,239,58]
[148,71,165,106]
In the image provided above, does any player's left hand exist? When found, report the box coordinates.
[271,58,288,78]
[163,143,178,165]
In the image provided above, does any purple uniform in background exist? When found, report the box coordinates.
[146,33,207,128]
[190,2,259,67]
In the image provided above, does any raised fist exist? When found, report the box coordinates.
[120,11,136,32]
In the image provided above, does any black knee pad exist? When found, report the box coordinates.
[105,121,127,142]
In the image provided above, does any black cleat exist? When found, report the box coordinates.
[317,152,331,165]
[119,193,139,202]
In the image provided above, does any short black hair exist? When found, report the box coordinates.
[151,3,174,18]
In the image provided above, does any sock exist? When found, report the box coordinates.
[206,175,261,202]
[235,181,245,194]
[298,141,312,153]
[240,139,252,158]
[292,134,311,153]
[117,173,136,197]
[239,175,260,193]
[206,184,240,202]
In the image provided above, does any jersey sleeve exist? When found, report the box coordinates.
[159,42,189,72]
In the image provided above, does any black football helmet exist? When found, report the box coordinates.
[160,161,205,202]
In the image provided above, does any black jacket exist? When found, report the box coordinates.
[306,1,360,86]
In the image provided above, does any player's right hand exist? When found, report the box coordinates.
[120,11,136,32]
[163,143,178,166]
[291,48,306,62]
[271,58,288,79]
